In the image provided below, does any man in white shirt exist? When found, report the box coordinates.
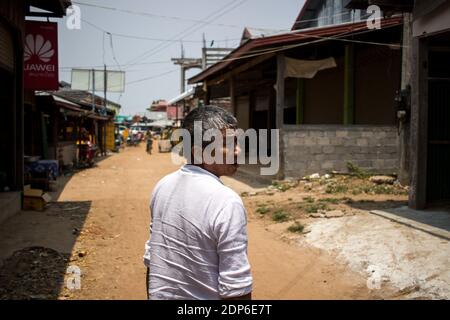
[143,106,253,300]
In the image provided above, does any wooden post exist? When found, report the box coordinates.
[409,37,428,209]
[52,107,59,160]
[399,14,412,186]
[276,54,285,130]
[296,78,304,125]
[343,44,355,125]
[276,54,285,179]
[230,76,236,116]
[204,84,211,105]
[14,47,24,191]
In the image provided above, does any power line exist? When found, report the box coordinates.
[60,60,173,70]
[81,18,242,43]
[189,23,404,72]
[122,0,249,69]
[103,69,179,91]
[108,32,121,71]
[73,1,283,33]
[109,24,404,88]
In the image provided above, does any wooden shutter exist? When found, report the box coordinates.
[0,22,14,71]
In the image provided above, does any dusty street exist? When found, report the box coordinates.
[0,144,379,299]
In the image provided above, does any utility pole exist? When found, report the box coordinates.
[172,43,202,94]
[103,64,107,156]
[91,69,95,111]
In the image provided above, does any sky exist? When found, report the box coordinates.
[52,0,304,116]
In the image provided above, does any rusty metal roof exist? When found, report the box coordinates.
[188,16,403,85]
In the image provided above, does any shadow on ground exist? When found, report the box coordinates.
[373,205,450,233]
[347,200,409,212]
[0,200,91,300]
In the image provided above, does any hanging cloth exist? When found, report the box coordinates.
[284,57,337,79]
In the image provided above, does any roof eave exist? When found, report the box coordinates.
[188,16,403,85]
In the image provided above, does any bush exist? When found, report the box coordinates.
[288,222,305,233]
[303,203,329,214]
[272,210,289,222]
[256,206,270,215]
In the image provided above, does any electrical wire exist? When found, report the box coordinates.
[207,23,405,66]
[122,0,250,69]
[80,18,242,43]
[73,1,284,33]
[60,60,172,70]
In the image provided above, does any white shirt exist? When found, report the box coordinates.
[143,165,253,300]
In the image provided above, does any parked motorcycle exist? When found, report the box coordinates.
[78,141,98,167]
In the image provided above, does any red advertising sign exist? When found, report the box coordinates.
[24,21,59,90]
[167,105,184,120]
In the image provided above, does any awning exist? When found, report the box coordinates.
[36,92,111,120]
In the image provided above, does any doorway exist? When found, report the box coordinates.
[426,32,450,204]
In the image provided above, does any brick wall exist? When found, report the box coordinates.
[282,125,399,178]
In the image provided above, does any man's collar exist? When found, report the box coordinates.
[181,165,223,184]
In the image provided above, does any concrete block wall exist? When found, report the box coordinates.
[282,125,399,178]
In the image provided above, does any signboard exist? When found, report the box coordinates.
[24,21,59,90]
[167,105,184,120]
[71,69,125,93]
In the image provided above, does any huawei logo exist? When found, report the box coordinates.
[24,34,55,63]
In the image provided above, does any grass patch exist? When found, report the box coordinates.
[347,162,370,179]
[350,184,408,196]
[272,181,293,192]
[287,222,305,234]
[303,196,315,203]
[325,183,349,194]
[272,210,289,222]
[256,206,270,215]
[302,203,329,214]
[319,198,340,204]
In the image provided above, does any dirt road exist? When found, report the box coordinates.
[0,144,377,299]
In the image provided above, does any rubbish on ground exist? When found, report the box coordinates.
[369,176,396,185]
[22,185,52,211]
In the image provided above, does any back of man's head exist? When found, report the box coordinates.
[183,105,237,140]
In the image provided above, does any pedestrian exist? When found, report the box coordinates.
[143,105,253,300]
[146,129,153,154]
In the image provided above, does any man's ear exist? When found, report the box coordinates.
[192,145,203,165]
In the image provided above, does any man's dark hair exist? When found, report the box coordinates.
[183,105,237,145]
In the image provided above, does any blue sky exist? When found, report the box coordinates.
[54,0,304,115]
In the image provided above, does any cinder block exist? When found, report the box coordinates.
[321,161,335,170]
[318,137,330,145]
[357,139,369,147]
[310,131,324,138]
[323,146,335,154]
[336,131,348,138]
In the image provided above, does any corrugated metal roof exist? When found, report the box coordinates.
[188,16,403,85]
[168,88,195,105]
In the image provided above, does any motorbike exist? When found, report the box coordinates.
[78,141,98,167]
[127,133,140,147]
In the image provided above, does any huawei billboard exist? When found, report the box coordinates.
[24,21,59,90]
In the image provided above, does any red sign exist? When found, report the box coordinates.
[167,105,184,120]
[24,21,59,90]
